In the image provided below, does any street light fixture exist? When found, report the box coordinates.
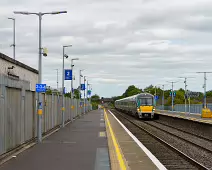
[8,17,15,60]
[62,44,72,128]
[14,10,67,143]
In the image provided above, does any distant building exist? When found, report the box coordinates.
[0,53,38,91]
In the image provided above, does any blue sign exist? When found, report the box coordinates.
[170,91,176,97]
[36,84,46,93]
[81,84,85,90]
[87,90,91,95]
[154,96,159,100]
[65,69,72,80]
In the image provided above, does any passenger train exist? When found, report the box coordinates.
[115,93,155,119]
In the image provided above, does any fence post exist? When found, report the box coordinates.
[51,93,54,129]
[0,85,6,155]
[21,88,25,144]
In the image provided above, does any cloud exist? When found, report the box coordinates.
[1,0,212,97]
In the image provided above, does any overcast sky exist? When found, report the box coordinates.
[1,0,212,97]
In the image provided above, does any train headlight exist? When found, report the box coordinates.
[153,108,155,111]
[137,108,140,112]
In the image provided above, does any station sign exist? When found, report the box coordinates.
[65,69,72,80]
[154,96,159,100]
[87,90,91,95]
[36,84,46,93]
[81,84,85,90]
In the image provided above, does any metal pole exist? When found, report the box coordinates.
[185,78,187,113]
[189,97,191,113]
[13,19,15,60]
[204,72,206,108]
[8,18,16,60]
[155,86,157,106]
[162,85,164,110]
[171,82,174,112]
[14,10,67,144]
[71,60,73,98]
[62,46,65,127]
[56,69,58,90]
[84,76,86,114]
[79,70,81,100]
[86,80,88,112]
[179,76,195,112]
[86,80,88,100]
[196,72,212,108]
[37,13,42,143]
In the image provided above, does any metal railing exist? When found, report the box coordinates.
[156,104,212,114]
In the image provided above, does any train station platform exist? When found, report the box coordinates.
[0,109,166,170]
[156,110,212,125]
[0,110,110,170]
[104,109,166,170]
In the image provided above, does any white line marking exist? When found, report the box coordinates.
[108,110,167,170]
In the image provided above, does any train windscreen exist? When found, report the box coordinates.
[138,97,153,106]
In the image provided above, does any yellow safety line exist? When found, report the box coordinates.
[104,109,127,170]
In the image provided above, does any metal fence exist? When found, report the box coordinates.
[156,103,212,114]
[0,85,91,155]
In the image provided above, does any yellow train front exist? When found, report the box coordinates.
[115,93,155,119]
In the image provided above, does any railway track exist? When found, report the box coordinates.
[144,121,212,152]
[111,109,211,170]
[153,120,212,143]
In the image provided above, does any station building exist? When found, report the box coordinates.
[0,53,38,91]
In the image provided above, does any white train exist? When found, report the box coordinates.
[115,93,155,119]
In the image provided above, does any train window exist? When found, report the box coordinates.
[138,98,153,106]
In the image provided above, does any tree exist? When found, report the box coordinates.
[91,94,100,102]
[74,89,80,99]
[144,85,155,95]
[46,89,52,95]
[122,85,141,97]
[91,94,100,109]
[64,92,72,98]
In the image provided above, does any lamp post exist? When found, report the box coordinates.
[54,69,59,90]
[71,58,79,98]
[79,69,84,99]
[8,17,15,60]
[154,84,166,109]
[196,72,212,108]
[167,81,178,112]
[84,76,86,114]
[179,77,195,112]
[14,10,67,143]
[87,80,89,100]
[154,86,157,106]
[87,82,91,111]
[158,84,167,110]
[62,45,72,127]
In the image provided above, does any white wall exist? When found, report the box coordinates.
[0,57,38,91]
